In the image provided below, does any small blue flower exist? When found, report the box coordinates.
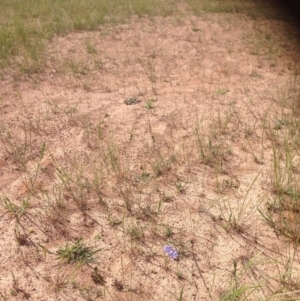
[163,245,178,260]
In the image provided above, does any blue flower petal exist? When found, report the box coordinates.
[163,245,178,259]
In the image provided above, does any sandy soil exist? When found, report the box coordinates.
[0,12,300,301]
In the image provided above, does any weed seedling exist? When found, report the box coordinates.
[216,87,229,95]
[164,224,174,238]
[144,98,156,109]
[128,225,144,242]
[45,269,69,294]
[56,239,100,265]
[0,197,29,222]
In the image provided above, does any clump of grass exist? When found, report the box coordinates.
[116,184,135,213]
[218,258,263,301]
[45,269,69,294]
[56,162,99,211]
[144,98,157,109]
[128,224,144,241]
[0,197,29,222]
[56,239,100,265]
[149,148,175,178]
[0,129,33,171]
[163,224,174,238]
[259,123,300,243]
[216,173,262,233]
[195,131,231,169]
[194,110,235,170]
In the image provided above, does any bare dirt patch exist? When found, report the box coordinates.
[1,12,300,301]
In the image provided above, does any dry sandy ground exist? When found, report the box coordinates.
[0,12,300,301]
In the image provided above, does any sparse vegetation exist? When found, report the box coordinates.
[1,0,300,300]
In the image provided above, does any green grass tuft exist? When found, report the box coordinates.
[56,239,100,265]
